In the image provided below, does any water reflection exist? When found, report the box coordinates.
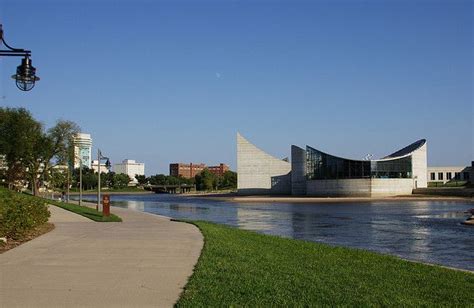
[74,194,474,271]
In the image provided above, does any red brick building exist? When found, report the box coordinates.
[207,163,230,177]
[169,163,230,179]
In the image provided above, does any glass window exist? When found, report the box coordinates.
[438,172,443,180]
[463,172,469,180]
[455,172,461,180]
[447,172,452,180]
[430,173,435,180]
[306,146,411,180]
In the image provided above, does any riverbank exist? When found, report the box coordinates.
[177,221,473,306]
[187,193,474,203]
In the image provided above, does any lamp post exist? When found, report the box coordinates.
[0,24,40,91]
[74,155,83,207]
[97,149,111,211]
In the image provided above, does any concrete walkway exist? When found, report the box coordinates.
[0,204,203,307]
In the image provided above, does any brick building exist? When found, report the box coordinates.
[207,163,230,177]
[169,163,230,179]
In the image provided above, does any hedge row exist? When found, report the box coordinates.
[0,188,50,240]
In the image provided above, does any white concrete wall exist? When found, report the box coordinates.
[307,178,414,197]
[237,133,291,195]
[411,142,427,188]
[370,178,414,196]
[306,179,371,197]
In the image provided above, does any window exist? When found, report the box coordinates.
[455,172,461,180]
[447,172,452,180]
[430,172,436,180]
[438,172,443,180]
[306,146,411,180]
[463,172,470,180]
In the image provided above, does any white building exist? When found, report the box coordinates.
[237,133,428,197]
[427,164,472,184]
[91,160,110,174]
[114,159,145,185]
[73,133,92,169]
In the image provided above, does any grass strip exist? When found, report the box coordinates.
[177,221,474,307]
[45,198,122,222]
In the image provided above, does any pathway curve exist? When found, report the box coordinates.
[0,204,203,307]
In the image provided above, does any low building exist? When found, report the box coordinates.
[237,133,428,197]
[427,163,472,184]
[169,163,230,179]
[91,160,110,174]
[114,159,145,184]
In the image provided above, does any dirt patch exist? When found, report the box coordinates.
[0,223,55,253]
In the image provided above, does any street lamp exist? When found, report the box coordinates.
[74,155,84,207]
[0,24,40,91]
[97,149,111,211]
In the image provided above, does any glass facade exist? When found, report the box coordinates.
[306,146,412,180]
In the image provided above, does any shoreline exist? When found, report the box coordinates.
[184,193,474,204]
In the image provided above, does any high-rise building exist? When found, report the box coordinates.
[114,159,145,184]
[73,133,92,169]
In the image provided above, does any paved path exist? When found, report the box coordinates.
[0,204,203,307]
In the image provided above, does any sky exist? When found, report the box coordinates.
[0,0,472,175]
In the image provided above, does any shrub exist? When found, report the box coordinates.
[0,188,50,239]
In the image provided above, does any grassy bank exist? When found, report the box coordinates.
[44,198,122,222]
[177,221,474,306]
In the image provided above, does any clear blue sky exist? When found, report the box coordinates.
[1,0,472,175]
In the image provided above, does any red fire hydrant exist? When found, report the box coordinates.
[102,194,110,217]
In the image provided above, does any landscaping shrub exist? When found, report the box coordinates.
[0,188,50,240]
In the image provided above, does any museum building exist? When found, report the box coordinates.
[237,133,427,197]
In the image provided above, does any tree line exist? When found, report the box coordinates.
[0,107,134,194]
[136,169,237,191]
[0,107,79,195]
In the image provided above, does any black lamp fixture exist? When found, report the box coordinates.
[0,24,40,91]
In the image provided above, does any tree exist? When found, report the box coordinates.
[113,173,131,189]
[195,168,216,191]
[0,108,44,192]
[135,174,147,185]
[221,171,237,189]
[0,108,80,195]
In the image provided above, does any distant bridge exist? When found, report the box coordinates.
[144,184,194,194]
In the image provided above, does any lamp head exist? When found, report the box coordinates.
[11,56,40,91]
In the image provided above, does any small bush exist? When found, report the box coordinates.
[0,188,50,240]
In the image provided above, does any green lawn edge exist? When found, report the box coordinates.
[175,220,474,307]
[45,198,122,222]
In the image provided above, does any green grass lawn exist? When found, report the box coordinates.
[177,221,474,307]
[44,198,122,222]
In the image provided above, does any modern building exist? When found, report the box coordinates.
[114,159,145,184]
[237,133,428,197]
[91,160,110,174]
[427,163,472,185]
[170,163,230,179]
[73,133,92,169]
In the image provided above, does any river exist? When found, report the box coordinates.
[76,194,474,271]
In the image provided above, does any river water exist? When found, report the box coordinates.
[77,194,474,271]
